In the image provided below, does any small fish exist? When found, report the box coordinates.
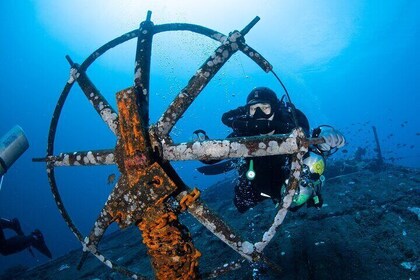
[341,149,348,153]
[107,173,116,185]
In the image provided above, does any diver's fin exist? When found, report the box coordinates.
[31,230,52,259]
[196,159,237,175]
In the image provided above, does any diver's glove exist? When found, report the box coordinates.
[314,126,346,152]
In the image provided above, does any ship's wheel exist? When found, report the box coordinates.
[34,11,319,279]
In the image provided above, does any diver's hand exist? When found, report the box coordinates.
[316,126,345,152]
[246,119,275,135]
[232,117,273,133]
[231,115,250,132]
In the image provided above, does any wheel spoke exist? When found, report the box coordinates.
[177,192,257,261]
[238,43,272,73]
[66,56,119,135]
[162,131,301,161]
[33,149,115,167]
[79,194,147,279]
[133,13,153,128]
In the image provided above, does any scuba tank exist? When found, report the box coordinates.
[282,151,325,208]
[0,125,29,176]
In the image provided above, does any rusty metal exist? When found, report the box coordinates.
[112,86,202,279]
[105,164,177,228]
[34,11,319,279]
[138,204,201,279]
[179,188,201,211]
[115,87,151,185]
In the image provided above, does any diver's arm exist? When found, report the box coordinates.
[312,125,346,156]
[221,106,248,128]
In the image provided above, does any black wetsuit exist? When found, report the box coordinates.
[221,103,310,213]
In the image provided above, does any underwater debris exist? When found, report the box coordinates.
[5,160,420,279]
[58,264,70,271]
[407,207,420,220]
[400,261,417,272]
[354,147,367,161]
[372,126,384,167]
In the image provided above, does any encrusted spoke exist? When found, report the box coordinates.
[177,192,257,261]
[77,179,148,279]
[79,207,147,279]
[254,129,309,253]
[33,149,115,167]
[238,43,272,73]
[162,130,302,161]
[81,178,129,254]
[66,56,119,135]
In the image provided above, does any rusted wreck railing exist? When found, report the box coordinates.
[33,10,323,279]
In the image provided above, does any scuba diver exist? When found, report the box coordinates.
[0,218,52,259]
[0,126,52,258]
[198,87,345,213]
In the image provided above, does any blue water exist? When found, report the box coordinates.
[0,0,419,273]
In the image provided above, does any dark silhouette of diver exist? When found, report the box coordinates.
[0,217,52,259]
[0,127,52,258]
